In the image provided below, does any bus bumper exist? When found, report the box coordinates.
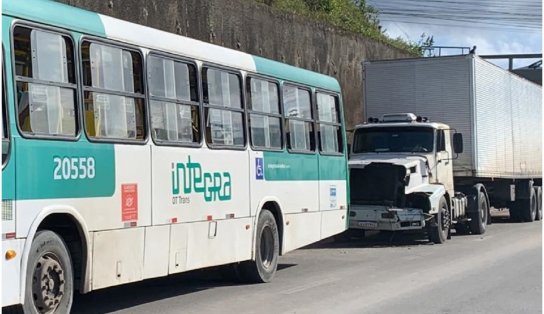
[2,238,24,307]
[349,205,426,231]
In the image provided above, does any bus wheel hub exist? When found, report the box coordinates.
[32,254,65,313]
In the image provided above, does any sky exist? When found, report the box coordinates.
[367,0,542,69]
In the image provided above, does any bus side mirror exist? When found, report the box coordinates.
[453,133,463,154]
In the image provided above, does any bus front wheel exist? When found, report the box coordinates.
[24,230,73,314]
[240,209,279,283]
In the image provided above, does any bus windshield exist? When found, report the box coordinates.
[352,126,434,153]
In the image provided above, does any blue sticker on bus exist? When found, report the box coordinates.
[256,157,264,180]
[330,185,337,208]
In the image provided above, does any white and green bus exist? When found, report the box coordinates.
[1,0,349,312]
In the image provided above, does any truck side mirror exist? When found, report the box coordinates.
[453,133,463,154]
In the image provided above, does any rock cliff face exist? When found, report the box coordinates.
[59,0,414,131]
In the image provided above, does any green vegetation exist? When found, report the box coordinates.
[254,0,431,55]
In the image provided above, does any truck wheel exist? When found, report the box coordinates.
[535,187,542,221]
[239,209,279,283]
[469,190,488,234]
[428,196,450,244]
[520,188,537,222]
[23,230,73,314]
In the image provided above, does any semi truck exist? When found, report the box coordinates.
[348,55,542,243]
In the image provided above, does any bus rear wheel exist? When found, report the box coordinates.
[24,230,73,314]
[239,209,279,283]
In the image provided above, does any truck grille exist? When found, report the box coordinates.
[350,163,406,206]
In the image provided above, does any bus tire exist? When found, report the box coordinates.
[240,209,279,283]
[469,190,488,235]
[428,196,449,244]
[23,230,73,314]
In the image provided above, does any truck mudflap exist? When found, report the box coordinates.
[349,205,426,231]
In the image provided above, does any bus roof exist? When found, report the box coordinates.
[3,0,340,92]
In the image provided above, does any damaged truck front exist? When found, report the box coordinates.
[348,114,485,244]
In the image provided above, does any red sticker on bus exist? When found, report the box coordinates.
[121,183,138,222]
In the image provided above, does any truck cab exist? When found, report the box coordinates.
[348,113,471,243]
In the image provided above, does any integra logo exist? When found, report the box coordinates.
[171,156,232,202]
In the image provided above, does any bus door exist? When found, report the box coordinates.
[2,45,16,237]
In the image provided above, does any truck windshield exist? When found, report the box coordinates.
[352,126,434,153]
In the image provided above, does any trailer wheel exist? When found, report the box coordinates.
[469,191,488,234]
[239,209,279,283]
[519,188,537,222]
[534,187,542,221]
[23,230,73,314]
[428,196,450,244]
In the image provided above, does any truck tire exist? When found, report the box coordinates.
[23,230,73,314]
[519,188,537,222]
[239,209,279,283]
[428,196,450,244]
[535,187,542,221]
[469,190,488,234]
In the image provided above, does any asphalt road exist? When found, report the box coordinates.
[73,213,542,314]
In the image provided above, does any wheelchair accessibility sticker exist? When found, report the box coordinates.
[256,157,264,180]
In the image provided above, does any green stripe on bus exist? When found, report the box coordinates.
[2,0,106,37]
[319,155,347,181]
[263,151,346,181]
[14,139,116,200]
[253,56,341,92]
[263,151,318,181]
[2,161,15,200]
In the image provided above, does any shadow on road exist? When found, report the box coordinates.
[72,263,297,314]
[306,211,522,250]
[305,229,433,250]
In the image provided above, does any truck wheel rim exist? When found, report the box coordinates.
[32,252,65,314]
[441,205,450,231]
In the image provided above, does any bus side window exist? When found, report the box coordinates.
[13,26,77,137]
[247,77,282,150]
[316,92,342,154]
[81,41,146,141]
[147,55,200,144]
[202,68,244,147]
[283,85,314,152]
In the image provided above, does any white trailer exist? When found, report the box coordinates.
[360,54,542,223]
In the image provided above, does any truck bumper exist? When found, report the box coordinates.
[2,238,24,307]
[349,205,426,231]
